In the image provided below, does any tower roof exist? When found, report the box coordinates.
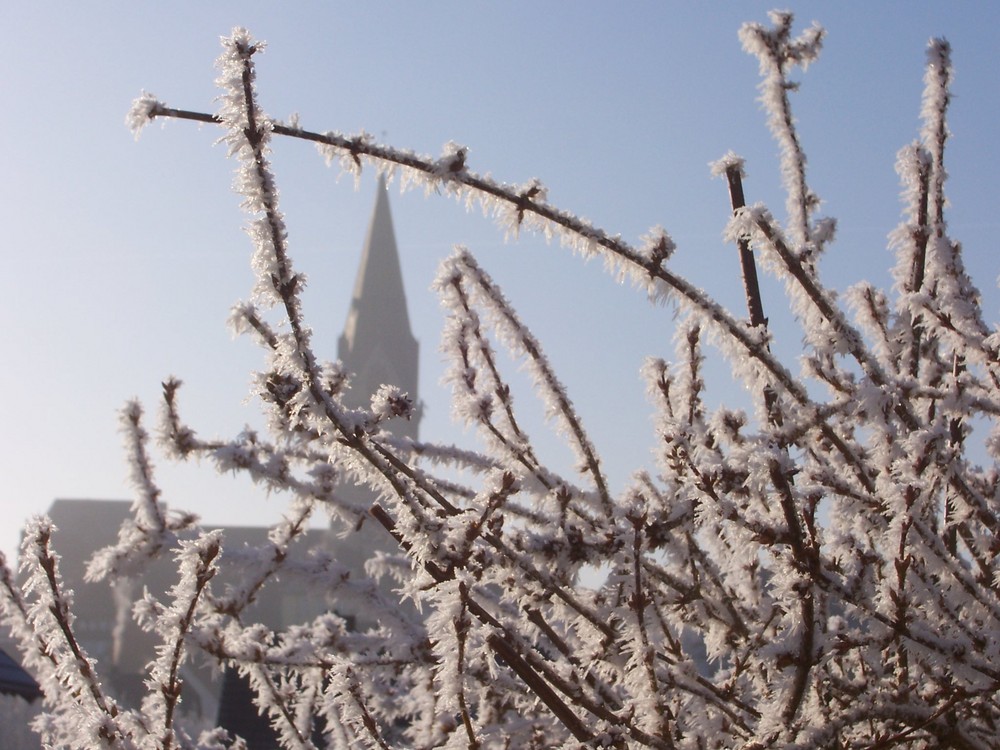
[337,178,420,437]
[340,176,414,351]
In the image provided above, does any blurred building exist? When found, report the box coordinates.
[20,180,420,742]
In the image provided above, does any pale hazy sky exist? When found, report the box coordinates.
[2,3,999,562]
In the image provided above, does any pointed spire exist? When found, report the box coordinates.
[337,177,420,439]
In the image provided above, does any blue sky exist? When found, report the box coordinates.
[2,3,999,562]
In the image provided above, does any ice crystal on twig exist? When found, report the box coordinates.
[3,13,998,749]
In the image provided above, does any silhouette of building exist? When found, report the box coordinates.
[216,178,422,745]
[26,180,421,738]
[325,176,421,630]
[41,498,330,722]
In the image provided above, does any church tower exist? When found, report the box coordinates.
[331,178,421,627]
[337,176,420,439]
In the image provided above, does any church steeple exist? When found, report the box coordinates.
[330,178,422,629]
[338,176,420,439]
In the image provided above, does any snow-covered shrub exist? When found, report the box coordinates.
[3,12,999,748]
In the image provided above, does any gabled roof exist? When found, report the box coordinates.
[0,648,42,703]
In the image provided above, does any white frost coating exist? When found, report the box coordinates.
[370,384,414,424]
[125,91,161,140]
[7,12,1000,749]
[435,246,613,518]
[708,150,746,179]
[639,225,676,268]
[740,12,825,251]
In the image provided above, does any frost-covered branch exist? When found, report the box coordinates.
[738,11,825,253]
[5,11,1000,749]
